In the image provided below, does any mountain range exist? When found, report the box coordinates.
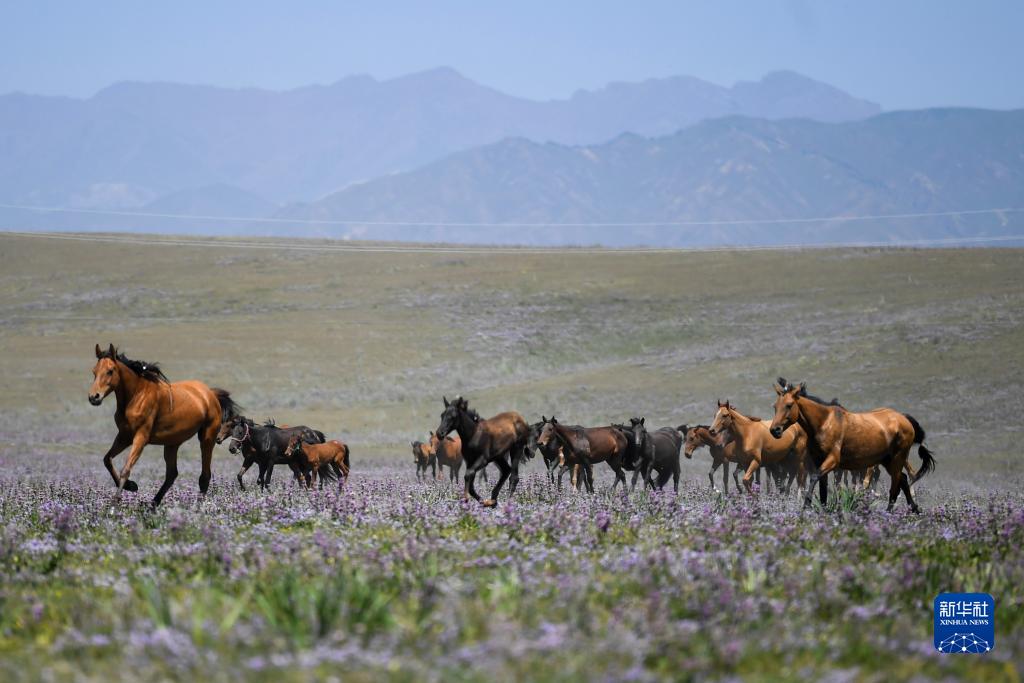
[1,68,1021,246]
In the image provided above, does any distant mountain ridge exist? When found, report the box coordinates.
[0,68,879,210]
[277,108,1024,247]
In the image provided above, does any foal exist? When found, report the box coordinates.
[285,435,351,488]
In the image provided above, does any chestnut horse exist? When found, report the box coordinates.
[536,416,630,493]
[285,435,350,488]
[88,343,239,508]
[709,401,808,495]
[435,396,529,507]
[769,380,935,512]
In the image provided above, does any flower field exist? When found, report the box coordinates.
[1,452,1021,682]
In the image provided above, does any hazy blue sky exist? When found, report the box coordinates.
[2,1,1021,110]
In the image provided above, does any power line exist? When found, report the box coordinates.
[0,202,1021,228]
[2,229,1023,255]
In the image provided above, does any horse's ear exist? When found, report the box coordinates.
[717,399,723,407]
[95,343,103,359]
[107,343,116,358]
[639,417,645,425]
[798,382,806,394]
[678,424,689,434]
[443,396,449,407]
[774,382,785,395]
[542,415,547,423]
[551,416,558,424]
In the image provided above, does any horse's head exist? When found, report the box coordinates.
[770,381,804,438]
[89,343,121,406]
[535,416,558,449]
[627,416,647,449]
[227,418,253,454]
[284,434,304,460]
[708,400,734,438]
[437,396,470,439]
[682,425,707,459]
[216,415,241,444]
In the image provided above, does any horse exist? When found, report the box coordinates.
[219,416,324,489]
[615,418,684,493]
[535,416,630,493]
[88,343,239,508]
[435,396,529,507]
[428,430,489,486]
[411,439,436,480]
[709,401,809,495]
[769,380,935,512]
[683,424,739,493]
[527,420,563,483]
[285,435,350,488]
[224,418,335,490]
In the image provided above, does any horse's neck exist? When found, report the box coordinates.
[727,411,756,445]
[113,363,145,414]
[454,412,479,444]
[797,398,836,451]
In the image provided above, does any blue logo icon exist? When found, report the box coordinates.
[934,593,994,654]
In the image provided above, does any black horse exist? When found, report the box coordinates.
[616,417,684,493]
[220,416,327,490]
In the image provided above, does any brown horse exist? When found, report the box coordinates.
[89,343,239,508]
[536,417,630,493]
[769,380,935,511]
[285,435,350,488]
[709,401,808,495]
[411,439,437,480]
[683,425,744,494]
[435,396,529,507]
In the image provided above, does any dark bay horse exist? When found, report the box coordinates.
[527,420,563,483]
[219,416,324,489]
[88,343,239,508]
[536,417,630,493]
[770,380,935,512]
[435,396,529,507]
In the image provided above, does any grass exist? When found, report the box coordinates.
[0,232,1022,680]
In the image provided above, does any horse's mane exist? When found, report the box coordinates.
[99,347,169,383]
[777,377,843,408]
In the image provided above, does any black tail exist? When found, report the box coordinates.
[903,413,935,483]
[676,424,690,434]
[318,464,338,482]
[312,429,326,444]
[214,388,241,422]
[343,444,351,472]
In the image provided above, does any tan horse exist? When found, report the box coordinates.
[285,435,350,488]
[709,401,808,495]
[88,343,239,508]
[769,381,935,511]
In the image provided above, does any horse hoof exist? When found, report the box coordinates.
[123,480,139,493]
[481,499,497,508]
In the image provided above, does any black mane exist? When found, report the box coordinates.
[100,347,169,383]
[777,377,842,408]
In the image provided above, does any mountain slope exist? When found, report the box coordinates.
[279,108,1024,246]
[0,69,879,208]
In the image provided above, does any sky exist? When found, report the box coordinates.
[1,1,1022,110]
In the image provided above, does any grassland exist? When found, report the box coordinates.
[0,232,1022,681]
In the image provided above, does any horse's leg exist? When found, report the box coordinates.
[152,444,180,508]
[804,451,839,509]
[708,460,719,490]
[722,460,729,494]
[656,469,672,491]
[732,465,742,494]
[463,458,484,503]
[101,431,132,490]
[196,419,219,495]
[117,431,151,494]
[486,456,511,507]
[898,466,921,513]
[609,459,627,491]
[583,461,595,493]
[507,447,523,498]
[884,459,902,512]
[264,462,275,490]
[432,459,438,481]
[672,462,680,494]
[631,466,642,492]
[742,459,760,495]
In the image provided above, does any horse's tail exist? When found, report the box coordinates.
[903,413,935,483]
[213,388,241,422]
[342,443,351,472]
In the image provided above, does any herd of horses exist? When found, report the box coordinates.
[88,344,935,512]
